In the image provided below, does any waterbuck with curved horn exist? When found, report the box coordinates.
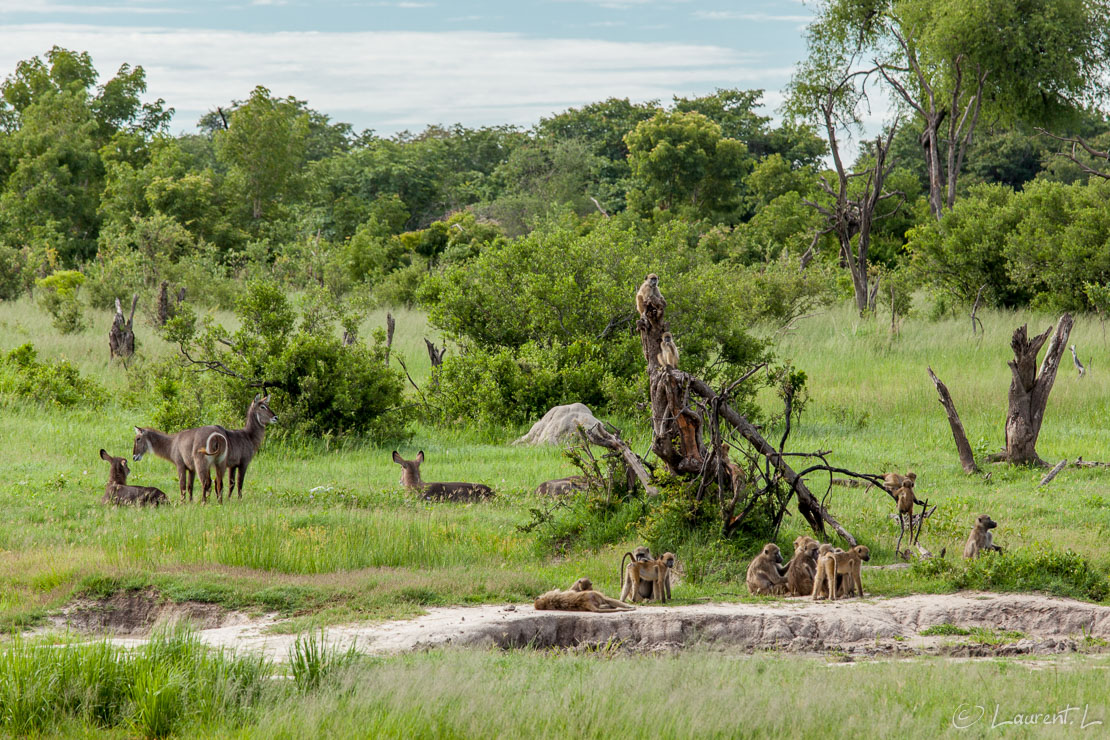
[218,394,278,500]
[132,421,229,504]
[391,450,494,502]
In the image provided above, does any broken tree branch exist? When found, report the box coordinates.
[927,366,979,473]
[582,421,659,497]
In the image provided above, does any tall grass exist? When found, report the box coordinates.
[0,627,268,737]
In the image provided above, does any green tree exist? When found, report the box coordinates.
[811,0,1110,218]
[624,110,751,222]
[215,86,310,220]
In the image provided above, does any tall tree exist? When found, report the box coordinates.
[811,0,1110,219]
[214,86,309,220]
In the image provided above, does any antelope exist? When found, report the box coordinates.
[391,451,494,502]
[219,394,278,500]
[133,422,230,504]
[100,449,168,506]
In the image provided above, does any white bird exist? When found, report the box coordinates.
[1070,344,1086,378]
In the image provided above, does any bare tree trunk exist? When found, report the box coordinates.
[425,338,446,367]
[582,422,658,496]
[636,283,704,474]
[109,295,138,362]
[381,312,395,361]
[996,314,1073,466]
[685,376,858,546]
[927,367,979,473]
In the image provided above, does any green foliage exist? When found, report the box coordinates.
[0,628,268,737]
[0,343,106,408]
[34,269,87,333]
[160,280,408,439]
[912,545,1109,602]
[625,110,752,222]
[288,630,358,693]
[0,244,30,300]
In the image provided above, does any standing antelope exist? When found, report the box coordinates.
[100,449,168,506]
[391,451,494,502]
[219,394,278,500]
[133,422,230,504]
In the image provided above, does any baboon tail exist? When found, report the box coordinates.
[200,432,227,458]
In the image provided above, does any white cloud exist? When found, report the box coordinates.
[694,11,812,23]
[0,0,178,13]
[0,24,788,133]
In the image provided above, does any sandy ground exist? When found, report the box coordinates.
[42,590,1110,661]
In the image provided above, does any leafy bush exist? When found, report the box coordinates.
[421,214,774,424]
[159,280,408,439]
[0,343,106,408]
[0,244,29,300]
[35,269,87,333]
[912,544,1109,602]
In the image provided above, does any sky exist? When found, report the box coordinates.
[0,0,820,136]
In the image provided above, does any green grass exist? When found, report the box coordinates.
[2,296,1110,629]
[5,630,1110,738]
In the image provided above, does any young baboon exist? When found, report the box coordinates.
[534,588,635,612]
[620,552,675,603]
[816,545,870,600]
[811,544,837,599]
[746,543,788,595]
[783,535,819,575]
[657,332,679,368]
[569,577,593,592]
[618,546,652,588]
[635,273,666,317]
[963,514,1002,559]
[785,540,821,596]
[882,471,917,492]
[895,482,926,553]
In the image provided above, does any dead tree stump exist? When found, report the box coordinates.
[109,295,138,362]
[425,338,446,367]
[636,280,704,474]
[992,314,1073,466]
[156,281,186,326]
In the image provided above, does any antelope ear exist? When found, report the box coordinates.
[253,393,262,402]
[416,450,424,464]
[391,451,403,464]
[134,427,142,435]
[262,394,270,403]
[100,449,110,460]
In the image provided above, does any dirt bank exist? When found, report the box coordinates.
[45,591,1110,660]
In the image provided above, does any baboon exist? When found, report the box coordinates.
[100,449,168,506]
[895,481,926,553]
[635,273,665,317]
[657,332,679,368]
[785,540,821,596]
[534,588,635,612]
[746,543,788,595]
[963,514,1002,559]
[618,546,653,587]
[784,535,819,575]
[882,471,917,492]
[816,545,870,600]
[620,552,675,603]
[811,544,838,599]
[569,577,593,592]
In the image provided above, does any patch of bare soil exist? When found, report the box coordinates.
[46,591,1110,660]
[49,588,248,636]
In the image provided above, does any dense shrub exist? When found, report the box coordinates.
[0,343,106,408]
[159,280,408,439]
[35,270,87,333]
[912,544,1109,602]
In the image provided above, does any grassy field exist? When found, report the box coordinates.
[2,295,1110,735]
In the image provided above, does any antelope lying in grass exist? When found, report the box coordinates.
[100,449,168,506]
[391,451,494,502]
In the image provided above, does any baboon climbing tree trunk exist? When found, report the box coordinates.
[636,288,704,474]
[993,314,1074,466]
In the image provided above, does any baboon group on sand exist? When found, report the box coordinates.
[534,546,677,613]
